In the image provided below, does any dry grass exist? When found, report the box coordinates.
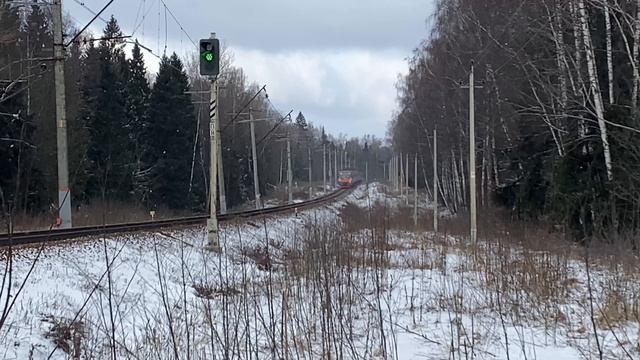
[42,315,84,358]
[3,200,193,233]
[193,282,241,299]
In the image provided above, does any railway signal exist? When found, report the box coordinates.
[200,38,220,76]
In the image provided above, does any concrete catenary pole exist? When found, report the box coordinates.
[395,155,399,192]
[469,62,477,244]
[249,107,262,209]
[405,154,409,205]
[433,129,438,233]
[323,142,326,194]
[365,161,368,188]
[207,66,220,250]
[217,102,227,214]
[393,156,397,191]
[414,154,418,228]
[383,161,386,183]
[333,149,338,187]
[287,134,293,203]
[53,0,72,228]
[328,145,332,189]
[308,147,312,199]
[390,158,394,188]
[392,157,396,189]
[400,152,404,196]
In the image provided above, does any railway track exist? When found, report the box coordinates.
[0,186,353,247]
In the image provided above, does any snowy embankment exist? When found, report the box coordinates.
[1,183,639,359]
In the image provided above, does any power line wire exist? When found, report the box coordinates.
[71,0,109,24]
[131,0,156,37]
[157,0,197,48]
[66,0,117,47]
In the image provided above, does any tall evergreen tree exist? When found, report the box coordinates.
[295,111,307,129]
[126,42,151,204]
[146,53,200,210]
[65,39,90,208]
[0,3,25,215]
[85,16,132,200]
[25,4,56,211]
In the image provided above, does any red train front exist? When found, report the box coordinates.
[337,169,363,188]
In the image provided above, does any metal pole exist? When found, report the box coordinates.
[469,63,477,244]
[249,108,262,209]
[414,154,418,228]
[207,74,220,250]
[323,142,326,194]
[434,129,438,233]
[53,0,72,228]
[217,99,227,214]
[287,135,293,203]
[308,147,312,199]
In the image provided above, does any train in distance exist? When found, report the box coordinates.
[337,169,363,188]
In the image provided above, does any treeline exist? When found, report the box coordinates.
[391,0,640,240]
[0,2,385,223]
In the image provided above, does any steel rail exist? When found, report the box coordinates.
[0,186,354,247]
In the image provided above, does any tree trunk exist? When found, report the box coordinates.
[634,0,640,112]
[605,2,615,104]
[579,0,614,182]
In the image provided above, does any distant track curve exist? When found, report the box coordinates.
[0,186,355,248]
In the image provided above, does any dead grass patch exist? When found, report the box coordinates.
[242,245,274,271]
[193,283,241,299]
[42,315,84,358]
[596,288,640,328]
[5,199,191,233]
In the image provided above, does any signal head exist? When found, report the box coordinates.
[199,38,220,76]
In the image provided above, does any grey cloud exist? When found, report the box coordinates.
[66,0,434,137]
[68,0,431,52]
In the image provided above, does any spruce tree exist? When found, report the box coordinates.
[26,4,57,210]
[0,3,25,214]
[295,111,307,129]
[146,53,200,210]
[85,16,132,200]
[126,43,151,204]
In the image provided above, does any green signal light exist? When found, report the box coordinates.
[203,51,214,62]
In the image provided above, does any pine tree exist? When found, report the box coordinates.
[146,53,200,210]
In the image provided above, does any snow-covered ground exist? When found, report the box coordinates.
[1,183,639,359]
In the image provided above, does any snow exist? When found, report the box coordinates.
[1,183,639,359]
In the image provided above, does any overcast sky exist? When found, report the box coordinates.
[64,0,434,139]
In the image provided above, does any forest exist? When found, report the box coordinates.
[390,0,640,241]
[0,2,386,225]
